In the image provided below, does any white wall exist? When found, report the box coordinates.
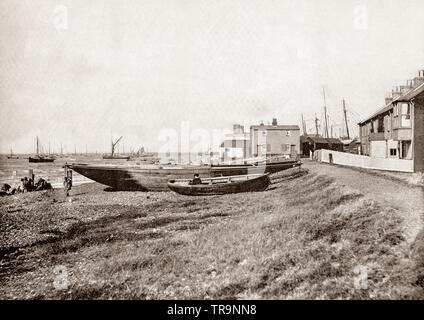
[315,149,414,173]
[370,141,386,158]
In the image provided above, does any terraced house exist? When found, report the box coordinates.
[358,70,424,172]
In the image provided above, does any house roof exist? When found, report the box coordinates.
[340,138,357,145]
[250,125,300,130]
[326,138,344,144]
[395,82,424,101]
[358,82,424,125]
[301,135,343,144]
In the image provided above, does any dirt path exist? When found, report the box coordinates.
[303,160,424,244]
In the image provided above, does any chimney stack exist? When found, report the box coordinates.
[391,86,402,100]
[385,92,392,105]
[412,69,424,88]
[400,84,411,95]
[272,118,278,126]
[233,124,244,134]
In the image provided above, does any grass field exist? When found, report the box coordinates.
[1,168,423,299]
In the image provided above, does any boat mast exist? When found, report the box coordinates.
[111,136,123,156]
[323,87,329,139]
[342,98,350,139]
[36,136,39,156]
[314,113,319,136]
[301,113,307,135]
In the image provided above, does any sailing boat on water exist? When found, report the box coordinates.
[7,147,19,159]
[29,137,55,163]
[102,136,130,160]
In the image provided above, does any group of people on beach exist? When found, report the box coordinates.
[0,177,52,196]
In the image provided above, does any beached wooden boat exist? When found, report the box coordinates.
[168,174,270,196]
[67,164,211,191]
[211,159,300,175]
[67,160,300,191]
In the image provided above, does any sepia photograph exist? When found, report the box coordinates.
[0,0,423,308]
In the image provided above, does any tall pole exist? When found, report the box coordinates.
[301,113,307,135]
[323,87,329,138]
[343,98,350,139]
[314,113,319,136]
[36,136,39,155]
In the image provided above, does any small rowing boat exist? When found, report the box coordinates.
[168,173,270,196]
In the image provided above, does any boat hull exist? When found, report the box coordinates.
[70,164,211,191]
[210,160,300,175]
[102,155,130,160]
[168,174,270,196]
[68,160,300,191]
[29,157,55,163]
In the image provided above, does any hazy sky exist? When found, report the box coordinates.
[1,0,423,153]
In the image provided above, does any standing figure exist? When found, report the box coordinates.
[63,167,72,196]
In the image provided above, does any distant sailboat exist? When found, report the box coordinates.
[29,136,55,163]
[7,147,19,159]
[102,136,130,160]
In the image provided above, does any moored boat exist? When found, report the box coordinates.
[102,136,130,160]
[102,155,130,160]
[29,137,55,163]
[7,148,19,159]
[67,159,300,191]
[29,156,55,163]
[168,174,270,196]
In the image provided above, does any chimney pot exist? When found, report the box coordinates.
[272,118,277,126]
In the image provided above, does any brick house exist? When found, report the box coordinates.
[358,70,424,172]
[250,119,300,158]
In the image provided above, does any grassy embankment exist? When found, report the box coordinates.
[1,168,423,299]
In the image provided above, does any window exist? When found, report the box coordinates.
[400,103,411,127]
[231,140,237,148]
[377,116,384,133]
[390,148,397,156]
[266,144,271,152]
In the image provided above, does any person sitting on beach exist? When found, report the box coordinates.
[21,177,28,192]
[190,173,202,185]
[27,177,34,192]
